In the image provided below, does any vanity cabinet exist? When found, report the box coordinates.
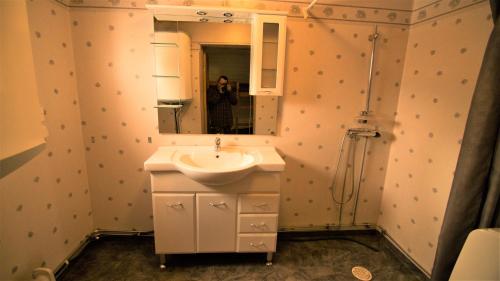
[145,146,285,269]
[149,171,281,269]
[250,14,287,96]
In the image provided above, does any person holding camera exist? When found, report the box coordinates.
[207,75,238,134]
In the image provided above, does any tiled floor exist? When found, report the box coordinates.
[59,232,428,281]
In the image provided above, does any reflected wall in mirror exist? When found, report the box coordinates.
[154,20,279,135]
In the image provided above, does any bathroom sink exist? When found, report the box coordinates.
[144,145,285,186]
[171,147,262,185]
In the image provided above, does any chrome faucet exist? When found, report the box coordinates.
[215,137,221,152]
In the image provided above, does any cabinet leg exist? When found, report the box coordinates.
[159,254,166,271]
[266,252,273,266]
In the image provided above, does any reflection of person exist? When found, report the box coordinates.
[207,75,238,134]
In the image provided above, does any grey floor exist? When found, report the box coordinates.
[59,231,428,281]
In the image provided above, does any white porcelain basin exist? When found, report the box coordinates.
[171,147,262,185]
[144,146,285,186]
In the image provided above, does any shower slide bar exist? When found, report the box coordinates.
[362,25,379,116]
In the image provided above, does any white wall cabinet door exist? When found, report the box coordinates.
[196,193,237,252]
[250,14,287,96]
[152,193,195,253]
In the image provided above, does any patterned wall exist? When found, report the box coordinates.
[378,2,493,274]
[0,1,93,280]
[59,0,490,24]
[69,3,408,231]
[1,1,493,279]
[60,0,414,25]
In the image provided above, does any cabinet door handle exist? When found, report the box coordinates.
[166,202,183,208]
[250,222,267,228]
[209,201,227,207]
[250,242,266,248]
[253,202,268,208]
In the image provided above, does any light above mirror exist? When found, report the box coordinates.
[146,4,287,23]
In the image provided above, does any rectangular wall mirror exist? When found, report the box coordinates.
[153,18,280,136]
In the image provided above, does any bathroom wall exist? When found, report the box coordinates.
[0,1,93,280]
[378,1,493,274]
[68,1,409,231]
[3,1,490,279]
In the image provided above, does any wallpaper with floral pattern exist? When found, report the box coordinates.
[0,1,93,280]
[0,0,493,280]
[378,2,493,273]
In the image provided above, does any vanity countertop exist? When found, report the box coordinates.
[144,146,285,172]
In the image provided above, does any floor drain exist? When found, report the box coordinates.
[352,266,373,281]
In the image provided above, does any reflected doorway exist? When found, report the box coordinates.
[202,45,254,135]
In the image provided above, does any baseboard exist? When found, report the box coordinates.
[54,226,430,279]
[279,223,376,232]
[376,226,431,279]
[53,229,153,278]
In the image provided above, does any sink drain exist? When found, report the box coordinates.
[352,266,373,281]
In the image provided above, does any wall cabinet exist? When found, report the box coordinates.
[250,14,287,96]
[149,171,281,269]
[148,5,287,97]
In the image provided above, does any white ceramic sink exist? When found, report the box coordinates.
[172,147,261,185]
[144,146,285,185]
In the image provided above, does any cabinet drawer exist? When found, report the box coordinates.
[237,234,277,252]
[152,193,195,253]
[238,214,278,233]
[239,194,279,213]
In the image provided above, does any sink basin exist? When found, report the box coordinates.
[171,147,262,185]
[144,145,285,186]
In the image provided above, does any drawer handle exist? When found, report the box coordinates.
[253,203,269,208]
[166,202,183,208]
[250,242,266,248]
[250,222,267,228]
[209,201,227,207]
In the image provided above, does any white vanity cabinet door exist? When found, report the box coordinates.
[196,194,237,252]
[152,193,195,253]
[250,14,287,96]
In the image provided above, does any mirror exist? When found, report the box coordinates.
[153,20,279,135]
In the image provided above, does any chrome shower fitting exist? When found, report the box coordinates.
[347,128,381,138]
[329,127,381,226]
